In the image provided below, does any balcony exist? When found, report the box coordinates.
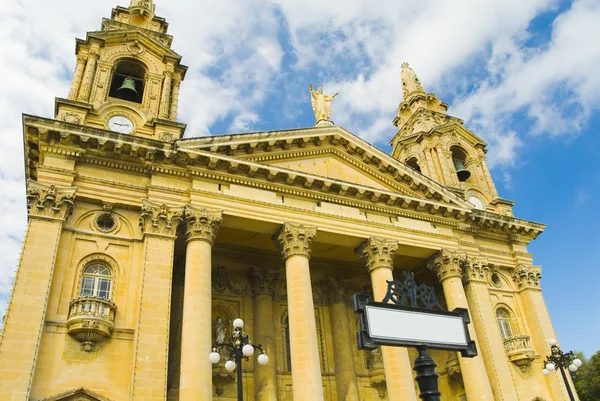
[504,334,536,371]
[66,296,116,351]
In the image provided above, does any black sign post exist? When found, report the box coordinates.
[353,273,478,401]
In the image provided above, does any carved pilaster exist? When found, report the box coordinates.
[184,205,222,244]
[159,64,174,119]
[512,265,542,290]
[426,249,467,282]
[77,49,99,102]
[463,258,490,284]
[26,180,76,221]
[273,223,317,260]
[355,237,398,272]
[322,276,350,305]
[169,73,182,120]
[250,266,279,296]
[138,199,184,237]
[68,55,87,100]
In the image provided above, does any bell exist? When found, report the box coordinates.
[453,159,471,182]
[115,77,140,102]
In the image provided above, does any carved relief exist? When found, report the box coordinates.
[26,180,76,220]
[512,265,542,289]
[273,223,317,260]
[250,266,278,296]
[184,205,222,244]
[138,199,184,237]
[212,266,250,296]
[355,237,398,272]
[60,112,82,125]
[427,249,467,282]
[126,40,145,56]
[159,132,175,143]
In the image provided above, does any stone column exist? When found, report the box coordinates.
[251,266,279,401]
[77,46,99,102]
[356,237,418,401]
[159,64,174,119]
[169,73,182,121]
[463,259,519,400]
[132,200,184,401]
[68,55,87,100]
[324,276,360,401]
[0,181,75,401]
[512,265,573,401]
[427,249,494,401]
[273,223,324,401]
[178,206,223,401]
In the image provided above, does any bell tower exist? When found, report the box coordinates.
[56,0,187,142]
[390,63,514,216]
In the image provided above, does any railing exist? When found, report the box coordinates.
[503,334,536,371]
[504,334,533,353]
[66,296,116,351]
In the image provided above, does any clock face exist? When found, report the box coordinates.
[108,116,134,134]
[468,196,484,210]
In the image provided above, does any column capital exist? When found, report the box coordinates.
[250,266,279,296]
[273,223,317,260]
[26,180,76,221]
[139,199,184,238]
[355,237,397,272]
[322,276,350,305]
[184,205,222,245]
[426,249,467,282]
[511,264,542,290]
[463,257,491,284]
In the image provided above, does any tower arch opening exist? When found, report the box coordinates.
[450,145,471,182]
[405,157,421,173]
[109,59,146,103]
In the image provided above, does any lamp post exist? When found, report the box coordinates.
[209,318,269,401]
[541,338,582,401]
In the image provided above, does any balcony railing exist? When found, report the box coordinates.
[66,296,116,351]
[503,334,536,371]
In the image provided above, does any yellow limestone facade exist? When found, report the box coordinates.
[0,2,578,401]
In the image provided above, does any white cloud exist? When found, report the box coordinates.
[1,0,599,322]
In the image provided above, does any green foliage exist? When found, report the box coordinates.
[574,350,600,401]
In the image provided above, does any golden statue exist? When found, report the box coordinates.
[310,84,338,124]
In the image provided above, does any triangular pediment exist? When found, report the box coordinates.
[179,125,474,209]
[34,387,112,401]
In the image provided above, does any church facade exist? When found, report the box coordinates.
[0,1,576,401]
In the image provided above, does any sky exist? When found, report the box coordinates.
[0,0,599,358]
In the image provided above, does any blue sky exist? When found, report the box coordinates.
[0,0,599,358]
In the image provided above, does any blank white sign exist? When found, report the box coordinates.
[365,305,468,346]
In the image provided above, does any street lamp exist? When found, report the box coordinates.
[541,338,582,401]
[209,318,268,401]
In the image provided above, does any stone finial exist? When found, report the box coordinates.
[273,223,317,260]
[512,265,542,289]
[401,62,425,99]
[184,205,223,245]
[26,180,76,221]
[130,0,155,14]
[322,276,351,305]
[427,249,467,282]
[139,199,184,237]
[355,237,398,272]
[250,266,279,296]
[463,257,491,284]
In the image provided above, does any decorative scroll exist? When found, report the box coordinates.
[381,271,444,310]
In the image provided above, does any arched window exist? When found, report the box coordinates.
[109,59,146,103]
[496,308,514,339]
[80,263,112,300]
[450,146,471,182]
[284,315,292,371]
[405,157,421,173]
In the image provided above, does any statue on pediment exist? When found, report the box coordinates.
[310,84,338,125]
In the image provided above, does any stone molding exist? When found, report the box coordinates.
[427,249,467,282]
[250,266,279,297]
[184,205,222,244]
[273,223,317,260]
[355,237,398,272]
[138,199,184,237]
[463,257,491,284]
[322,276,350,305]
[26,180,76,221]
[512,265,542,289]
